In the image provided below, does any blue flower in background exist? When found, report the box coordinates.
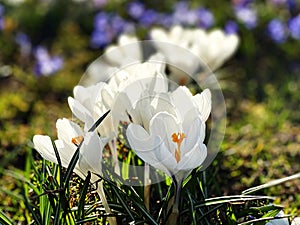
[94,12,110,28]
[234,6,257,29]
[158,13,174,28]
[91,11,135,48]
[127,1,145,20]
[15,32,32,56]
[225,20,239,34]
[197,8,214,29]
[172,1,198,26]
[33,46,63,76]
[287,0,296,13]
[0,4,4,31]
[139,9,158,27]
[267,19,287,43]
[91,13,112,48]
[288,14,300,39]
[91,30,112,48]
[111,15,127,34]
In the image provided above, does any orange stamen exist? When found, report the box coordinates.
[71,136,83,146]
[171,132,186,163]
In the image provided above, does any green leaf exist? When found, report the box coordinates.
[0,211,13,225]
[88,110,110,132]
[77,171,91,220]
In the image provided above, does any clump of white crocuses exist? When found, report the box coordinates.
[150,25,239,84]
[32,25,238,224]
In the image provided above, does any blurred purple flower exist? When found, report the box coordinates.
[234,6,257,29]
[0,4,4,15]
[288,14,300,39]
[172,1,198,26]
[287,0,296,13]
[158,13,174,28]
[0,4,4,31]
[0,16,4,31]
[112,15,126,34]
[225,20,239,34]
[139,9,158,27]
[33,46,63,76]
[127,1,145,19]
[197,8,215,29]
[15,32,32,56]
[267,18,287,43]
[91,12,131,48]
[90,30,112,48]
[94,12,110,28]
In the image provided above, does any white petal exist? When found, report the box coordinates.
[126,124,175,177]
[56,118,83,144]
[68,97,94,129]
[79,132,106,176]
[54,139,76,168]
[149,112,180,154]
[177,143,207,171]
[154,143,177,175]
[292,218,300,225]
[192,89,211,122]
[33,135,57,164]
[150,28,168,42]
[171,86,195,119]
[182,116,206,153]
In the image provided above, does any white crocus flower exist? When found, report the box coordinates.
[68,55,167,137]
[82,34,142,86]
[126,86,211,182]
[33,118,106,180]
[68,82,112,137]
[104,34,142,67]
[33,118,116,225]
[150,25,239,83]
[67,82,121,175]
[101,54,168,125]
[126,86,211,218]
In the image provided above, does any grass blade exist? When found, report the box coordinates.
[77,171,91,220]
[242,172,300,195]
[88,110,110,132]
[0,211,13,225]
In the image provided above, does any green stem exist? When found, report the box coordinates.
[108,139,120,176]
[144,163,151,211]
[167,177,182,225]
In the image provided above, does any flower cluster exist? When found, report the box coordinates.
[90,1,227,49]
[32,22,239,222]
[34,23,239,171]
[89,0,300,50]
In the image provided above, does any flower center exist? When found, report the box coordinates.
[171,132,186,163]
[71,136,83,147]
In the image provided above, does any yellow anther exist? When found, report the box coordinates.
[171,132,186,163]
[71,136,83,146]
